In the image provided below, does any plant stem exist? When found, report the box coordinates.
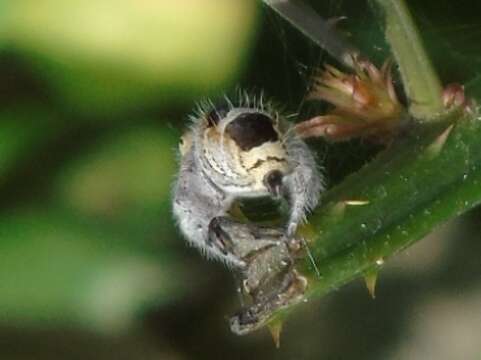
[306,112,478,265]
[252,0,480,335]
[267,108,480,329]
[374,0,444,120]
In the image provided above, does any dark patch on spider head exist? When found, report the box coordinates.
[225,112,278,151]
[206,104,230,127]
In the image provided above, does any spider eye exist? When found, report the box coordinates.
[206,106,229,127]
[225,112,278,151]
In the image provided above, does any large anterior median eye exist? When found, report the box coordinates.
[225,113,279,151]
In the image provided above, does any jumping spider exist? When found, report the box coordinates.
[172,96,322,332]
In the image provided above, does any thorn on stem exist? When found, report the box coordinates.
[328,200,370,218]
[268,319,283,349]
[364,270,378,299]
[426,124,454,159]
[345,199,370,206]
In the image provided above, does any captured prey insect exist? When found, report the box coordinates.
[172,95,323,268]
[212,216,308,335]
[172,94,323,333]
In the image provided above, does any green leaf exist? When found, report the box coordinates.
[46,124,184,253]
[0,208,188,333]
[0,108,60,178]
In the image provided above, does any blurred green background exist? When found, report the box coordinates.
[0,0,480,359]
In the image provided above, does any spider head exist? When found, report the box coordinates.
[200,106,289,196]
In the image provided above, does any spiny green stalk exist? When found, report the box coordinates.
[266,109,481,330]
[302,111,481,291]
[261,0,481,333]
